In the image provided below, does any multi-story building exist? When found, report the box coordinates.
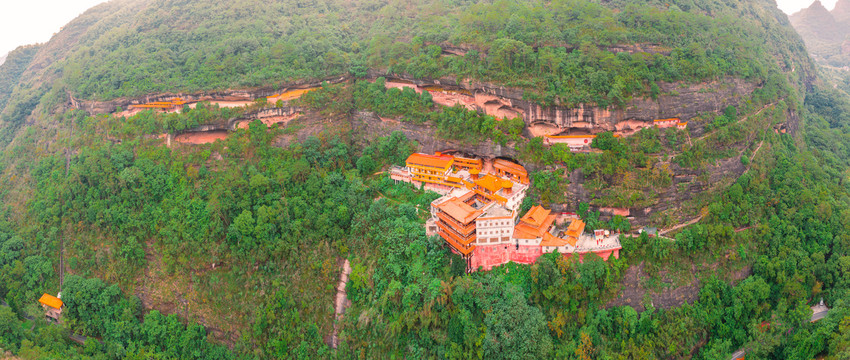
[393,152,621,272]
[432,195,482,258]
[452,155,484,171]
[468,173,527,211]
[390,152,465,193]
[493,159,529,184]
[469,204,517,271]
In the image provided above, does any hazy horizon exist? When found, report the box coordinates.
[0,0,105,58]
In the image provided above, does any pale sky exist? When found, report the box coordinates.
[0,0,106,57]
[778,0,838,15]
[0,0,837,59]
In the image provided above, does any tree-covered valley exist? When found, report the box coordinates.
[0,0,850,359]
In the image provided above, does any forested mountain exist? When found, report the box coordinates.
[0,0,849,359]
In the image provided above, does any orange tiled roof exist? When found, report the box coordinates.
[436,197,483,224]
[654,118,680,122]
[493,159,528,176]
[522,206,551,227]
[474,174,504,193]
[453,156,482,165]
[514,213,557,239]
[541,233,572,247]
[38,294,63,310]
[513,223,543,239]
[545,134,597,139]
[406,153,453,169]
[565,219,586,238]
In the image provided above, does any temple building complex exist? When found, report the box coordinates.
[392,152,621,272]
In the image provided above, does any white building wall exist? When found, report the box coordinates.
[476,217,515,244]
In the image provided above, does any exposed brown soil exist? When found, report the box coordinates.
[174,131,228,144]
[191,100,252,109]
[265,87,319,102]
[383,81,418,91]
[660,215,705,236]
[431,91,476,109]
[384,80,481,112]
[474,93,521,119]
[115,108,145,117]
[0,352,21,360]
[528,123,562,137]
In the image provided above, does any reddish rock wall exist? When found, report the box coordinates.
[378,72,758,136]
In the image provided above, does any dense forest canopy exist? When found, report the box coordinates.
[0,0,849,359]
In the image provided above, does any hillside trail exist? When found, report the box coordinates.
[659,215,704,236]
[330,259,352,349]
[750,139,765,162]
[693,102,778,142]
[659,105,774,238]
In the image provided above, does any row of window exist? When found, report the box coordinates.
[476,237,510,244]
[478,229,511,236]
[410,168,448,176]
[479,220,512,226]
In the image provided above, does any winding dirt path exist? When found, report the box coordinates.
[693,102,778,142]
[659,215,704,236]
[330,259,352,349]
[750,139,765,162]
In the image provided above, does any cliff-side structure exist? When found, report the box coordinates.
[391,152,621,272]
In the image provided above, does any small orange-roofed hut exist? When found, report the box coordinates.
[565,218,586,246]
[38,293,64,320]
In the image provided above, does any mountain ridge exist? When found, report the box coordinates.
[791,0,850,66]
[0,1,848,359]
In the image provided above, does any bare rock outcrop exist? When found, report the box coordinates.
[377,71,758,136]
[70,76,347,114]
[351,111,521,159]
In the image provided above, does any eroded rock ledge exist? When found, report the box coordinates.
[70,70,757,139]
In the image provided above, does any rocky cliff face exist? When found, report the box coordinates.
[74,67,756,141]
[69,76,347,114]
[351,111,522,159]
[379,71,757,136]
